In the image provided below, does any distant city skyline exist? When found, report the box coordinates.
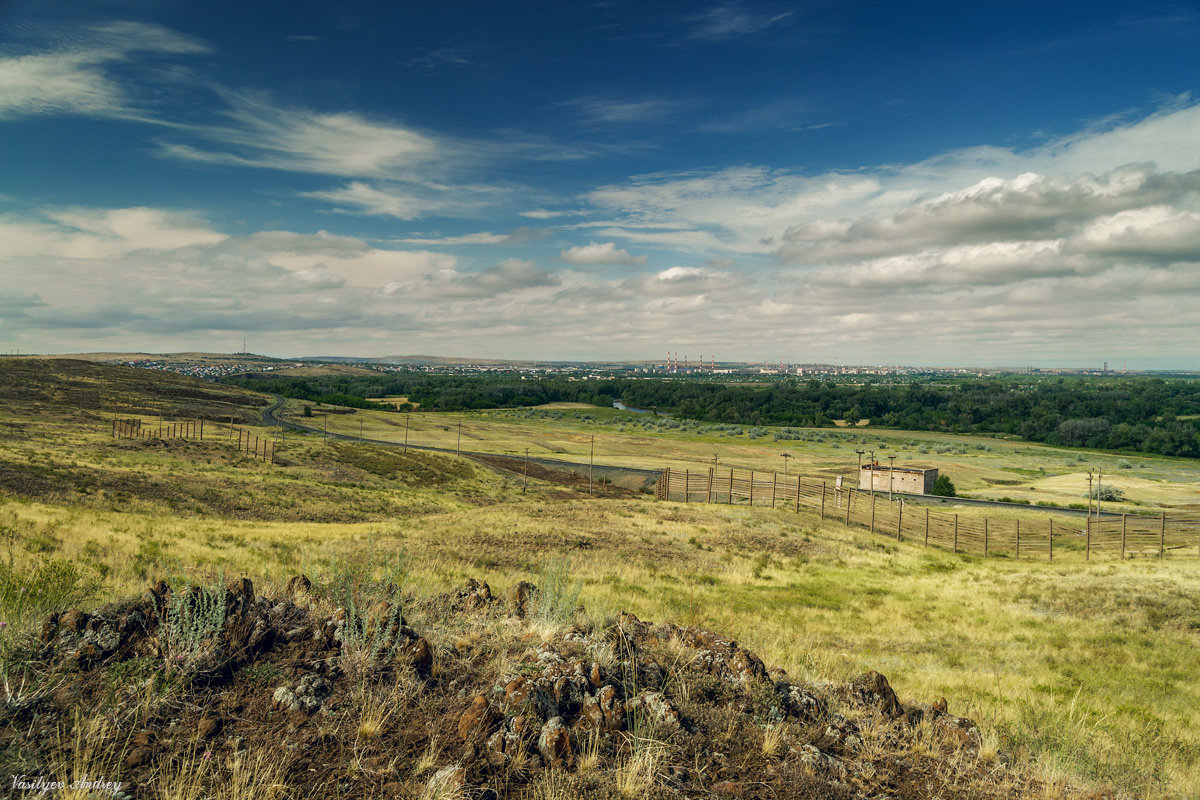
[2,1,1199,368]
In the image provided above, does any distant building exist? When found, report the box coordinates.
[859,463,938,494]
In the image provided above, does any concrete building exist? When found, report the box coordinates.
[859,463,938,494]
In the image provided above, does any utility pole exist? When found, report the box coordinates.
[781,452,792,475]
[713,452,718,468]
[1097,467,1103,519]
[589,434,595,494]
[887,454,896,501]
[1086,469,1094,527]
[855,449,865,491]
[404,412,410,453]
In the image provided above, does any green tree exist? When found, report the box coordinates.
[931,474,956,497]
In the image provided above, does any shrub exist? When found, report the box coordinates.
[1088,486,1127,502]
[533,555,582,629]
[164,576,227,667]
[323,546,408,680]
[930,475,956,497]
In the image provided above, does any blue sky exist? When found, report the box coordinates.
[2,1,1200,366]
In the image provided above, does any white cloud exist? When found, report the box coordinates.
[559,241,647,266]
[1069,206,1200,258]
[562,95,693,125]
[158,93,442,179]
[399,227,552,246]
[301,182,433,220]
[0,207,226,260]
[685,3,794,41]
[382,258,559,299]
[0,21,209,120]
[621,265,744,297]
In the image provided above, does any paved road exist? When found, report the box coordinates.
[260,396,661,486]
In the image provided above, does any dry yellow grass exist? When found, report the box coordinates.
[4,371,1199,798]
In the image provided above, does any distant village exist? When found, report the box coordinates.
[115,354,1141,382]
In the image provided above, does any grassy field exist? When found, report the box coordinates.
[285,400,1200,514]
[3,360,1199,797]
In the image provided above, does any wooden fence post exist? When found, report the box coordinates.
[820,482,826,518]
[1159,512,1165,559]
[897,501,903,541]
[728,469,733,504]
[983,517,988,558]
[796,476,802,515]
[771,472,777,509]
[924,508,929,547]
[953,514,958,554]
[1015,519,1020,560]
[707,468,713,503]
[1086,518,1091,561]
[870,493,876,533]
[1049,518,1053,562]
[749,471,754,506]
[1121,515,1127,560]
[845,490,852,527]
[685,470,690,503]
[664,468,670,499]
[200,419,204,440]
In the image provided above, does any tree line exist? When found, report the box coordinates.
[223,372,1200,458]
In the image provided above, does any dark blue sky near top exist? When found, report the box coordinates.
[2,0,1199,364]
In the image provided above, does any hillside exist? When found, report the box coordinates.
[0,360,1197,798]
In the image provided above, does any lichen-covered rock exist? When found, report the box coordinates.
[611,613,769,685]
[840,671,903,719]
[506,581,537,618]
[272,673,331,714]
[452,578,497,612]
[627,690,682,730]
[485,716,532,768]
[537,716,572,768]
[794,743,847,779]
[426,765,465,796]
[772,680,829,724]
[577,684,624,732]
[459,694,501,743]
[286,574,312,605]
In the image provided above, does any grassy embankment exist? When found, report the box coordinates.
[1,360,1198,797]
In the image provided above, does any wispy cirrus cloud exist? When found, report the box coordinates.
[0,21,209,120]
[398,227,552,246]
[561,95,694,125]
[155,92,446,180]
[684,2,794,42]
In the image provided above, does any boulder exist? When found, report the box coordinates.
[458,695,500,743]
[537,716,572,768]
[506,581,537,618]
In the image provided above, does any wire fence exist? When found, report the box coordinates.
[112,417,274,464]
[655,466,1199,561]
